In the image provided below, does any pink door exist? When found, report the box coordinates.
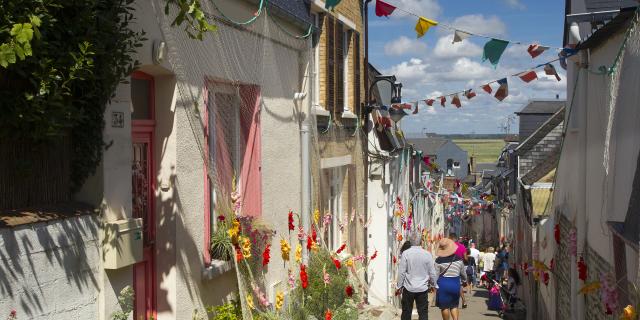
[131,71,156,320]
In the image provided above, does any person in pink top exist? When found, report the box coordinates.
[448,233,468,308]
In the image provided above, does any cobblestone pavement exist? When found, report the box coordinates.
[361,287,503,319]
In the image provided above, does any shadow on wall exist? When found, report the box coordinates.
[0,215,100,318]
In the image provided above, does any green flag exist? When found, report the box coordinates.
[482,39,509,68]
[325,0,342,10]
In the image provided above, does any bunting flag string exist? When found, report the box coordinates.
[373,0,566,66]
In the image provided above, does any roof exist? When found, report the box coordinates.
[516,107,565,156]
[408,137,448,155]
[515,100,565,115]
[578,8,636,50]
[585,0,637,13]
[475,162,499,174]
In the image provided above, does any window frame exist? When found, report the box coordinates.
[342,29,350,113]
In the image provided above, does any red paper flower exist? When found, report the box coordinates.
[578,256,587,281]
[370,250,378,261]
[307,235,313,251]
[262,244,271,267]
[332,257,342,270]
[392,256,397,264]
[288,210,295,231]
[523,262,529,276]
[543,272,550,286]
[300,264,309,289]
[325,309,332,320]
[312,228,318,243]
[549,258,555,271]
[554,224,560,244]
[236,247,244,262]
[336,243,347,254]
[345,285,354,297]
[217,215,226,222]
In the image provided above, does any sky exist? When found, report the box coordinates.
[367,0,567,135]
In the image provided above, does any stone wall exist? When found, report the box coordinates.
[584,245,613,320]
[0,215,100,319]
[519,121,563,176]
[554,214,571,320]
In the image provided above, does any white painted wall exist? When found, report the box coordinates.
[0,216,100,319]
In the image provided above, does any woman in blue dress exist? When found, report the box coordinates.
[435,238,468,320]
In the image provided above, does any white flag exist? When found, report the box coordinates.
[452,30,472,43]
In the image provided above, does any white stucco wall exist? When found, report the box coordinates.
[0,216,100,319]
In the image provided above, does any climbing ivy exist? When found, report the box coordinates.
[0,0,144,191]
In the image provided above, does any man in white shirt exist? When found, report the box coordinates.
[469,242,480,285]
[481,247,496,287]
[396,232,438,320]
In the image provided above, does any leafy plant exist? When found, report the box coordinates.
[163,0,217,40]
[111,286,134,320]
[210,220,233,261]
[206,300,242,320]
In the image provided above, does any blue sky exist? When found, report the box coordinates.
[367,0,567,134]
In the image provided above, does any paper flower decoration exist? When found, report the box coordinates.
[397,233,403,242]
[314,208,320,226]
[323,265,331,286]
[554,224,560,244]
[336,243,347,254]
[311,241,319,252]
[297,226,305,241]
[217,215,225,222]
[323,213,332,229]
[578,257,587,281]
[392,256,397,264]
[246,294,255,310]
[370,250,378,261]
[332,257,342,270]
[288,210,295,231]
[280,239,291,261]
[275,291,284,311]
[622,305,637,320]
[228,218,240,241]
[345,258,354,267]
[300,264,309,289]
[543,272,550,286]
[295,244,302,263]
[307,235,313,251]
[345,285,354,297]
[578,281,601,295]
[325,309,333,320]
[236,247,244,262]
[312,228,318,243]
[241,236,252,259]
[262,244,271,266]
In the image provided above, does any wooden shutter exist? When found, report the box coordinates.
[353,32,361,116]
[335,22,344,114]
[326,15,335,112]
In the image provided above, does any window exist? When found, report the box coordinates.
[453,161,461,169]
[324,167,345,250]
[312,13,320,107]
[342,30,350,113]
[204,82,262,265]
[446,159,454,176]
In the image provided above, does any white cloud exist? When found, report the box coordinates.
[504,0,525,10]
[447,15,507,37]
[384,36,428,56]
[433,35,482,59]
[386,58,430,83]
[389,0,442,19]
[530,71,567,90]
[440,58,493,81]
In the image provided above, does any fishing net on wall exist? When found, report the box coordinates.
[148,0,370,318]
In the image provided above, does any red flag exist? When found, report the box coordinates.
[439,96,446,107]
[527,44,549,59]
[425,99,435,106]
[451,94,461,108]
[412,101,419,114]
[464,89,476,99]
[482,84,492,94]
[517,70,538,83]
[392,103,412,109]
[494,78,508,101]
[544,63,561,81]
[375,0,396,17]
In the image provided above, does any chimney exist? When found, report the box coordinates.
[556,94,559,99]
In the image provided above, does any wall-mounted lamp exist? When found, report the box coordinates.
[294,92,307,101]
[153,40,166,65]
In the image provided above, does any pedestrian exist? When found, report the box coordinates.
[464,248,476,291]
[435,238,468,320]
[481,247,496,287]
[396,232,438,320]
[400,240,412,257]
[448,233,468,308]
[494,245,508,283]
[468,243,480,286]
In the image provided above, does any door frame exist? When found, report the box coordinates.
[131,71,157,320]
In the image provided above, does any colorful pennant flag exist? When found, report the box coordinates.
[452,30,472,43]
[482,84,492,94]
[482,39,509,68]
[517,70,538,83]
[544,64,561,81]
[451,94,461,108]
[325,0,342,11]
[375,0,396,17]
[527,44,549,59]
[494,78,508,101]
[464,89,476,99]
[415,17,438,38]
[425,99,435,106]
[412,101,419,114]
[440,96,446,107]
[392,103,412,109]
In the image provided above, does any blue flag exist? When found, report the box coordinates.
[482,39,509,68]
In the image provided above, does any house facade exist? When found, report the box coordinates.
[408,137,469,179]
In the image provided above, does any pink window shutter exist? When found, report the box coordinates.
[239,86,262,217]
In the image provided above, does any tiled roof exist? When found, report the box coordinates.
[516,108,565,156]
[516,100,565,115]
[408,137,448,155]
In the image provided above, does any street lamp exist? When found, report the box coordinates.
[365,75,402,131]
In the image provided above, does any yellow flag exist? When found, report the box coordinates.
[415,17,438,38]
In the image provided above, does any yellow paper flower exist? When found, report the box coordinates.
[280,239,291,261]
[295,244,302,263]
[241,236,252,259]
[314,208,320,226]
[622,305,637,320]
[578,281,600,295]
[345,258,353,267]
[275,291,284,311]
[246,294,255,310]
[311,241,319,252]
[227,218,240,241]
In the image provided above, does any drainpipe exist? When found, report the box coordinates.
[363,0,371,303]
[301,37,313,264]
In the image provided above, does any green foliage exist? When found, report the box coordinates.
[164,0,217,40]
[205,300,243,320]
[210,220,233,261]
[0,0,144,192]
[290,248,354,320]
[111,286,134,320]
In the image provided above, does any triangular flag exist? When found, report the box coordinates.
[451,94,461,108]
[494,78,508,101]
[425,99,434,106]
[482,39,509,67]
[452,30,472,43]
[375,0,396,17]
[527,44,549,59]
[517,70,538,83]
[412,101,419,114]
[415,17,438,38]
[482,84,492,94]
[464,89,476,99]
[391,103,412,109]
[544,64,561,81]
[325,0,342,11]
[440,96,446,107]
